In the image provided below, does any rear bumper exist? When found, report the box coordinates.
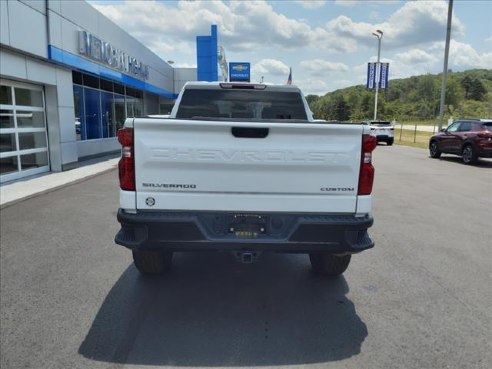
[375,135,393,142]
[115,209,374,254]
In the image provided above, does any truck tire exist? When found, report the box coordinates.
[309,253,351,276]
[132,250,173,275]
[462,144,477,164]
[387,138,394,146]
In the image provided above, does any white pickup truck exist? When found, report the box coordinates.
[115,82,376,276]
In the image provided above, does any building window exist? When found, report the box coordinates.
[74,85,85,140]
[73,72,153,141]
[84,88,101,140]
[125,87,143,118]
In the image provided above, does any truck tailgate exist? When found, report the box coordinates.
[133,119,363,213]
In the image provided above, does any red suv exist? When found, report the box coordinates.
[429,119,492,164]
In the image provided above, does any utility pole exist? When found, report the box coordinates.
[438,0,453,132]
[372,30,383,121]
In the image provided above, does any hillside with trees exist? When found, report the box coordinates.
[306,69,492,122]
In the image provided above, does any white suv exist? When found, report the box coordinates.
[363,120,394,146]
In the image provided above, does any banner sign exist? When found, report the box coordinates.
[367,62,390,89]
[229,62,250,82]
[367,62,376,89]
[379,63,389,89]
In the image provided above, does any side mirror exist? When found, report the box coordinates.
[440,128,447,132]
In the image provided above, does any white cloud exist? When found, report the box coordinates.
[252,59,290,76]
[333,79,354,89]
[429,40,492,69]
[93,0,316,54]
[327,1,465,51]
[326,16,375,43]
[334,0,361,7]
[90,0,466,63]
[335,0,400,7]
[296,79,331,96]
[300,59,349,76]
[224,1,314,51]
[486,36,492,45]
[147,40,194,57]
[395,49,438,65]
[173,62,197,69]
[294,1,326,9]
[383,1,464,46]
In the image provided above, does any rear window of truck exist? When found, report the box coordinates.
[176,89,308,121]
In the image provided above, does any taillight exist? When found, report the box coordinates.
[358,134,377,195]
[117,128,135,191]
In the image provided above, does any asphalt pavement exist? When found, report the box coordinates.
[0,156,118,208]
[0,145,491,369]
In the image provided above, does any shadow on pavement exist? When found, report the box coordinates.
[435,156,492,168]
[79,252,367,366]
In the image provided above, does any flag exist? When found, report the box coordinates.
[367,63,376,89]
[379,63,389,89]
[287,67,292,85]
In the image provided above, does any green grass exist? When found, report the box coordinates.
[394,128,433,149]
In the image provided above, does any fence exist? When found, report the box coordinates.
[394,118,454,147]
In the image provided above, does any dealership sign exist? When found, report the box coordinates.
[78,31,149,80]
[229,62,250,82]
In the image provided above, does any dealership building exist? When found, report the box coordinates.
[0,0,201,182]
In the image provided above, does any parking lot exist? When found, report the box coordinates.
[1,145,491,369]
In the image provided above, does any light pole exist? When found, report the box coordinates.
[438,0,453,132]
[372,29,383,121]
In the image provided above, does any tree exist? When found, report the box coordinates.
[331,95,351,121]
[461,76,486,101]
[445,78,462,114]
[305,69,491,122]
[416,75,438,102]
[461,75,473,99]
[469,79,486,101]
[305,94,320,105]
[360,93,373,118]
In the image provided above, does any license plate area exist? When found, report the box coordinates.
[228,214,268,238]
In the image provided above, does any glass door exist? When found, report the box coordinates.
[0,81,49,183]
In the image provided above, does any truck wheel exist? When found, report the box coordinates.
[429,141,441,158]
[462,144,477,164]
[309,253,351,276]
[387,139,394,146]
[132,250,173,275]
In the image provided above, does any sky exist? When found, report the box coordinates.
[88,0,492,96]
